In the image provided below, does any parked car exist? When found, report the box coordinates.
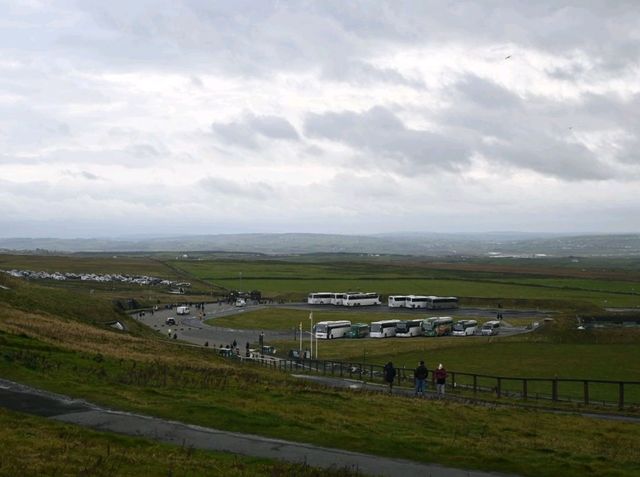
[165,317,176,325]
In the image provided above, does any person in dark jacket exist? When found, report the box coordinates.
[435,363,447,396]
[414,361,428,397]
[383,361,396,394]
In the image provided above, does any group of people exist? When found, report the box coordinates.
[383,361,448,397]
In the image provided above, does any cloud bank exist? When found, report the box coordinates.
[1,0,639,237]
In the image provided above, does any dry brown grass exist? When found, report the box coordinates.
[0,305,231,369]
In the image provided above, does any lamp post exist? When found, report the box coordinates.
[309,312,314,358]
[299,322,302,354]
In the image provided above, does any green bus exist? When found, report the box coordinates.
[422,316,454,337]
[346,323,370,338]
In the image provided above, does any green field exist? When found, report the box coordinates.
[2,253,640,476]
[172,258,640,308]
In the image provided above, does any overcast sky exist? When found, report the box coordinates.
[1,1,639,238]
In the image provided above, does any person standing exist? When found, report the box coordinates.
[383,361,396,394]
[414,360,429,397]
[435,363,447,397]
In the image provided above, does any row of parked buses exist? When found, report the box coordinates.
[307,292,459,309]
[387,295,459,309]
[312,318,500,339]
[307,292,382,306]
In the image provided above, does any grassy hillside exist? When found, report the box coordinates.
[1,277,640,476]
[0,409,359,477]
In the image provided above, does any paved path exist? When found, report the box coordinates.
[0,378,516,477]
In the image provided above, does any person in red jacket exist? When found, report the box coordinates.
[435,363,447,397]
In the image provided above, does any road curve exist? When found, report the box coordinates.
[133,302,544,347]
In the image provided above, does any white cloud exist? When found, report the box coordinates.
[0,1,639,237]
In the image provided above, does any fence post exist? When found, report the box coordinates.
[496,377,501,398]
[523,379,528,400]
[584,381,589,405]
[340,362,343,378]
[619,382,625,409]
[450,372,455,392]
[552,378,558,401]
[473,374,477,394]
[370,364,374,380]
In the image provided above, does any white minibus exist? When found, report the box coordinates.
[481,320,500,336]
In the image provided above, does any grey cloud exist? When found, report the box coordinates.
[322,60,424,88]
[198,176,276,200]
[62,170,103,181]
[305,106,469,173]
[455,75,521,110]
[434,74,638,180]
[248,115,299,140]
[211,113,299,149]
[130,144,161,158]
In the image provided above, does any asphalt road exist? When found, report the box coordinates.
[0,378,519,477]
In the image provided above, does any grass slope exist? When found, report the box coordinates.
[0,409,360,477]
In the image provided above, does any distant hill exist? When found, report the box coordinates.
[1,233,639,257]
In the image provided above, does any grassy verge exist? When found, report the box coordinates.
[0,408,360,477]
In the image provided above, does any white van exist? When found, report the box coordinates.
[481,320,500,336]
[176,306,190,315]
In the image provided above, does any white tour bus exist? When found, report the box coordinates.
[395,319,424,337]
[452,319,478,336]
[481,320,501,336]
[331,293,347,306]
[307,292,334,305]
[405,295,429,309]
[369,319,400,338]
[424,296,459,310]
[387,295,408,308]
[314,320,352,339]
[176,306,190,315]
[342,292,381,307]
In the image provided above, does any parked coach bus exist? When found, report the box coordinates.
[406,295,429,309]
[424,296,459,310]
[307,292,334,305]
[314,320,352,339]
[387,295,407,308]
[343,292,381,307]
[452,319,478,336]
[422,316,454,337]
[346,323,369,338]
[331,293,346,306]
[395,319,423,337]
[370,320,400,338]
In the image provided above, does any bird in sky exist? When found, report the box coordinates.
[505,55,512,59]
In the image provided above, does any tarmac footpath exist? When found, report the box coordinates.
[0,378,517,477]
